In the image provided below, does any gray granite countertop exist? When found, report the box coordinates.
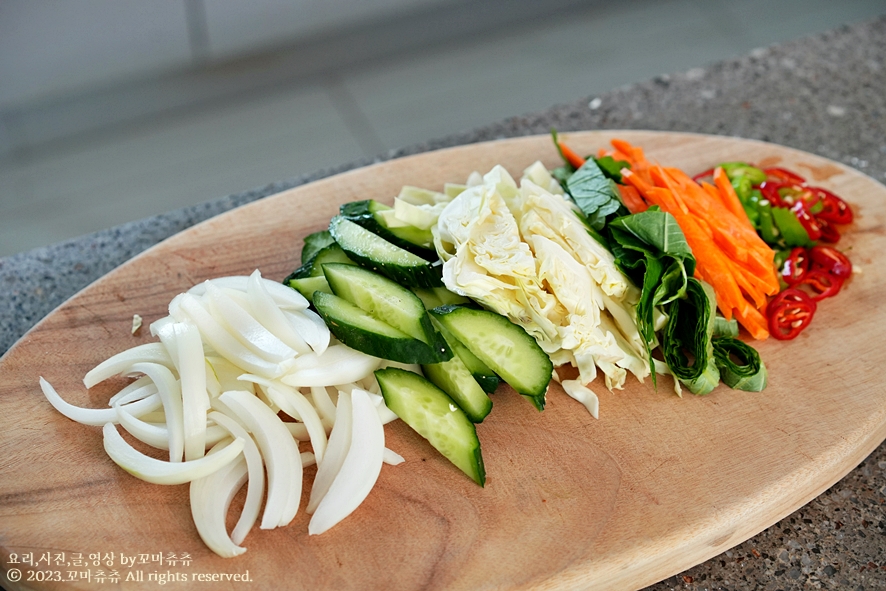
[3,15,885,591]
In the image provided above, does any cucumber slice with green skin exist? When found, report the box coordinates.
[313,292,446,364]
[411,287,471,310]
[285,243,356,281]
[339,200,435,255]
[431,316,500,394]
[421,357,492,423]
[300,230,336,264]
[430,306,552,410]
[329,216,442,288]
[375,368,485,486]
[323,263,449,362]
[287,276,331,303]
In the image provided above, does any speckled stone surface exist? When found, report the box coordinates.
[2,15,885,591]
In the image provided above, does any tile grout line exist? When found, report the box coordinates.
[323,75,389,159]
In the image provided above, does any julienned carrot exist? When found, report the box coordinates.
[557,141,587,169]
[713,167,751,224]
[618,185,647,213]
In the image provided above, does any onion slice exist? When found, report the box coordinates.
[178,294,287,378]
[189,446,248,558]
[307,390,352,514]
[308,389,384,535]
[281,345,380,388]
[217,390,302,529]
[207,411,264,545]
[83,343,174,388]
[40,377,162,426]
[246,270,312,355]
[102,423,243,485]
[130,362,185,462]
[188,275,310,311]
[203,282,296,363]
[173,322,210,460]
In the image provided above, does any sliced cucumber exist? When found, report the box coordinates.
[430,306,552,410]
[285,243,356,281]
[339,200,434,255]
[329,216,442,288]
[375,368,485,486]
[412,286,470,310]
[323,263,448,360]
[287,275,331,303]
[421,357,492,423]
[313,292,446,364]
[300,230,336,264]
[431,316,499,394]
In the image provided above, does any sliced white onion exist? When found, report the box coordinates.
[283,309,330,355]
[102,423,243,485]
[108,376,156,406]
[307,390,352,514]
[115,404,172,450]
[310,386,337,430]
[309,389,385,535]
[383,448,405,466]
[206,356,250,393]
[301,452,316,468]
[237,374,327,465]
[171,322,211,460]
[178,293,287,378]
[284,421,310,441]
[266,385,327,464]
[561,379,600,419]
[40,377,162,426]
[188,275,309,311]
[246,270,312,355]
[83,343,174,388]
[218,390,302,529]
[208,411,264,545]
[203,282,296,363]
[130,362,185,462]
[190,447,248,558]
[281,345,380,388]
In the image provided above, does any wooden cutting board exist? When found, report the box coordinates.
[1,131,884,591]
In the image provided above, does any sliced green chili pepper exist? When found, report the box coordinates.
[771,206,815,247]
[721,162,767,185]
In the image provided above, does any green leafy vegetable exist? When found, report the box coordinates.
[712,337,768,391]
[564,158,629,230]
[661,279,720,395]
[595,156,631,183]
[713,316,739,338]
[607,207,696,375]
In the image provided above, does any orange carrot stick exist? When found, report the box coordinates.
[713,167,750,223]
[557,141,587,169]
[617,185,647,213]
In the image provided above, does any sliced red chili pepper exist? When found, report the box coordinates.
[795,269,844,301]
[816,217,841,243]
[764,167,806,184]
[812,187,854,224]
[767,288,817,340]
[779,247,809,285]
[790,202,823,241]
[758,181,785,206]
[809,245,853,278]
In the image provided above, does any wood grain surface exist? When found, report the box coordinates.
[1,131,884,591]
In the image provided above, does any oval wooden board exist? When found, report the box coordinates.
[1,131,885,591]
